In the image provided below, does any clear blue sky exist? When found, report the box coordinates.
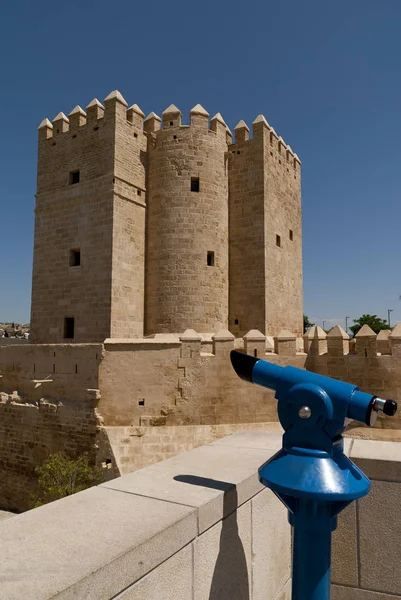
[1,0,400,330]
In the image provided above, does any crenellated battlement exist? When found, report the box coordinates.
[37,90,146,142]
[228,113,301,170]
[33,89,303,345]
[145,103,230,145]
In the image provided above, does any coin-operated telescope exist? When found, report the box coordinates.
[230,351,397,600]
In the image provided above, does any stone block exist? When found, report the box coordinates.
[274,578,292,600]
[193,501,251,600]
[358,480,401,595]
[0,486,197,600]
[115,544,192,599]
[332,502,358,586]
[350,439,401,482]
[332,585,399,599]
[101,443,275,533]
[210,431,282,450]
[252,488,291,600]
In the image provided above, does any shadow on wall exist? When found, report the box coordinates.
[174,475,250,600]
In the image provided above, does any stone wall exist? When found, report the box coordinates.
[32,91,147,343]
[0,343,102,402]
[32,91,302,343]
[0,392,107,512]
[0,432,292,600]
[0,343,116,512]
[98,333,306,427]
[106,422,282,475]
[145,105,229,334]
[228,117,303,338]
[1,433,401,600]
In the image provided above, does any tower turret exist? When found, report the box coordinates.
[31,90,147,343]
[145,104,229,334]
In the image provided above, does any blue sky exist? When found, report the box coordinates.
[1,0,400,330]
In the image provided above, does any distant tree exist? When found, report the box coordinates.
[349,314,391,337]
[31,452,104,507]
[303,314,315,333]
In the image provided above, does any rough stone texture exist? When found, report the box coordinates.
[0,510,14,521]
[0,343,102,401]
[228,118,303,338]
[332,586,399,599]
[115,544,193,600]
[252,488,291,600]
[332,502,358,586]
[31,97,303,342]
[0,486,197,600]
[275,579,292,600]
[106,422,283,475]
[0,433,292,600]
[1,434,401,599]
[31,91,146,343]
[145,108,229,334]
[358,481,401,596]
[0,388,117,512]
[193,501,252,600]
[101,442,278,533]
[98,336,306,426]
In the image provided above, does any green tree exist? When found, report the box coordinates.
[303,314,315,333]
[349,314,391,337]
[31,452,104,507]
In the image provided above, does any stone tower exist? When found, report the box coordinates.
[31,91,146,343]
[144,104,229,334]
[30,90,303,342]
[228,115,303,337]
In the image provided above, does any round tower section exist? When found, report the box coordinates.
[145,105,229,334]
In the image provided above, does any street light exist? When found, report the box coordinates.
[322,320,326,331]
[345,316,350,334]
[388,309,393,328]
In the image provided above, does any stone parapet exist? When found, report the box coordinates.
[0,432,292,600]
[1,433,400,599]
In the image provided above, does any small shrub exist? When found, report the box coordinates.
[31,451,104,507]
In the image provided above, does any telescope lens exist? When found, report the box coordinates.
[230,350,259,382]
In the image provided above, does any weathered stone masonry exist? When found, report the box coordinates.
[2,324,401,511]
[31,91,303,343]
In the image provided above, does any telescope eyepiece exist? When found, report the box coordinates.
[383,399,397,417]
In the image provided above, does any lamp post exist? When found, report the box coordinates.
[322,320,326,331]
[388,309,393,328]
[345,317,350,335]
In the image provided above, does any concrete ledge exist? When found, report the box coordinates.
[101,440,279,533]
[350,439,401,481]
[0,487,196,600]
[1,433,401,599]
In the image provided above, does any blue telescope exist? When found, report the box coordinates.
[230,350,397,600]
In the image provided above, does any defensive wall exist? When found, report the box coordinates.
[1,432,401,600]
[2,324,401,511]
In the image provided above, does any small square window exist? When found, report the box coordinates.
[207,251,215,266]
[64,317,75,339]
[289,230,293,241]
[69,249,81,266]
[191,177,200,192]
[137,189,142,196]
[69,170,80,185]
[234,318,239,325]
[276,235,281,248]
[170,121,173,126]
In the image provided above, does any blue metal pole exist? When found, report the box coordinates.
[230,351,398,600]
[291,505,332,600]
